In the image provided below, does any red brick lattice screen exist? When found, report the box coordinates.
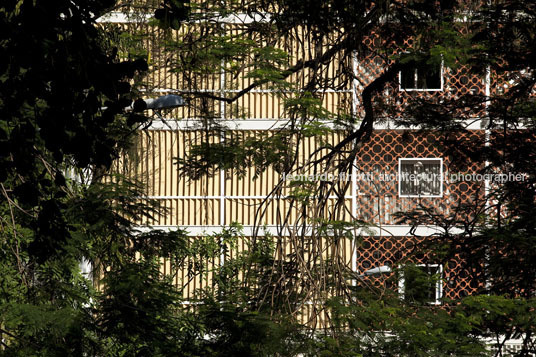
[357,32,486,120]
[353,130,485,301]
[356,235,481,301]
[354,130,484,225]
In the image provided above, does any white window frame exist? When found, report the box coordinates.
[398,158,443,198]
[398,264,443,305]
[399,59,444,92]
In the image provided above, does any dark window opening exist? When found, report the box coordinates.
[399,158,443,197]
[399,264,443,305]
[400,62,442,90]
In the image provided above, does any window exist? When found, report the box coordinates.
[398,264,443,305]
[398,158,443,197]
[399,61,443,91]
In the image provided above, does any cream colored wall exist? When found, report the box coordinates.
[121,130,354,226]
[156,234,355,322]
[121,130,351,226]
[106,20,359,307]
[105,22,353,120]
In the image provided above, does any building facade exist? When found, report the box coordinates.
[100,4,527,327]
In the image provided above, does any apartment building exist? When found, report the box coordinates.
[101,2,528,317]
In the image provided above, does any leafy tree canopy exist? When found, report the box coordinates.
[2,0,536,355]
[140,0,536,354]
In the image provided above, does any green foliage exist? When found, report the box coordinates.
[284,93,333,124]
[3,0,536,355]
[154,0,190,30]
[167,0,536,353]
[0,0,195,354]
[456,294,536,353]
[177,131,296,179]
[399,263,442,305]
[246,46,294,89]
[98,259,187,356]
[194,301,306,357]
[324,292,488,357]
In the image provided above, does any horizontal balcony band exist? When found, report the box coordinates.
[135,224,464,237]
[141,195,353,199]
[97,12,271,24]
[142,88,353,94]
[146,118,487,131]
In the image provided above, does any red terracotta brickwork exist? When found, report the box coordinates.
[354,130,485,225]
[357,32,486,120]
[356,235,481,301]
